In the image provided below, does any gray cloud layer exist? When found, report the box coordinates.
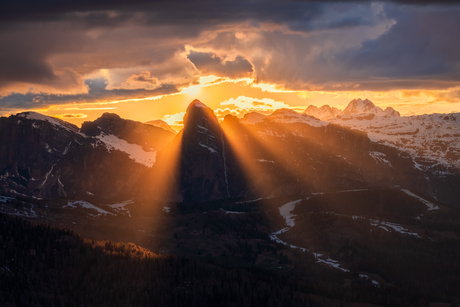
[0,78,178,109]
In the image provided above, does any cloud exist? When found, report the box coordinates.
[163,111,185,127]
[218,96,299,118]
[337,4,460,89]
[0,78,179,110]
[188,51,253,78]
[0,0,460,113]
[54,113,88,119]
[127,71,158,84]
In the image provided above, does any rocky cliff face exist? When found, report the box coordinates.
[0,112,175,202]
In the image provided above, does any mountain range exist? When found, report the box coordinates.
[0,98,458,206]
[2,98,460,306]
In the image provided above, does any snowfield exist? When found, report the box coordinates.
[65,200,114,216]
[401,189,440,210]
[330,113,460,170]
[95,133,157,167]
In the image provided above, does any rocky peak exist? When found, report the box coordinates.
[182,100,222,149]
[383,107,401,117]
[174,100,233,202]
[80,113,175,151]
[304,105,342,120]
[342,99,378,115]
[341,98,399,117]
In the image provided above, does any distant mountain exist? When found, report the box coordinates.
[145,119,177,134]
[304,98,459,168]
[304,105,341,120]
[331,112,460,169]
[305,98,400,120]
[341,98,400,118]
[241,112,267,125]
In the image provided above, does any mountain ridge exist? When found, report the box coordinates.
[1,99,459,206]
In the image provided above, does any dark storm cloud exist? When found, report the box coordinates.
[0,0,384,31]
[0,0,460,108]
[188,51,253,78]
[336,5,460,89]
[0,78,179,109]
[1,0,457,24]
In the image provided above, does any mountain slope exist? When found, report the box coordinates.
[145,119,177,134]
[0,112,175,201]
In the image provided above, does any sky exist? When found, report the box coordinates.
[1,0,460,129]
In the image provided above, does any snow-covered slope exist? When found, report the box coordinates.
[240,109,327,127]
[94,133,157,167]
[17,112,80,133]
[330,112,460,169]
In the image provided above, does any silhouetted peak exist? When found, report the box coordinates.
[100,112,121,120]
[188,99,208,109]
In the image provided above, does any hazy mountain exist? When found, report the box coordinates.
[145,119,177,134]
[304,105,341,120]
[341,98,400,118]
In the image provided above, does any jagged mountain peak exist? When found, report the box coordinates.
[383,107,401,117]
[342,98,378,115]
[341,98,399,118]
[304,104,342,120]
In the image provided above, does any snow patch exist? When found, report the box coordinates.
[279,199,303,228]
[257,159,275,163]
[17,112,79,133]
[190,100,207,108]
[370,218,421,237]
[96,133,157,167]
[369,151,392,167]
[223,210,244,215]
[316,256,349,272]
[401,189,439,210]
[199,143,218,153]
[65,200,114,216]
[109,200,132,217]
[0,196,13,203]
